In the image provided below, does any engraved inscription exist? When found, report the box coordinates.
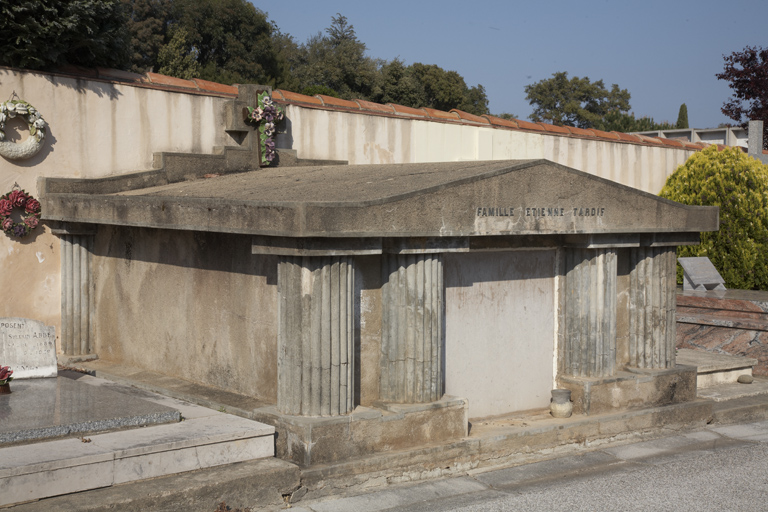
[475,206,606,217]
[0,317,57,378]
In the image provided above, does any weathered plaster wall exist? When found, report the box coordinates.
[90,226,278,400]
[277,106,695,195]
[444,250,556,418]
[0,67,233,350]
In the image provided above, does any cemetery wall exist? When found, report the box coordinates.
[274,98,698,195]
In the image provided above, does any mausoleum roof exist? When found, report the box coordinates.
[43,159,718,241]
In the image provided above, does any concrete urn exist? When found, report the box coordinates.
[550,389,572,418]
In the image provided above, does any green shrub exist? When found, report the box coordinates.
[659,145,768,290]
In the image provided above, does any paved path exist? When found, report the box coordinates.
[287,420,768,512]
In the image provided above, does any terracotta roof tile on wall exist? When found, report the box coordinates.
[565,126,595,137]
[424,108,462,121]
[659,138,684,148]
[274,90,323,106]
[450,109,490,124]
[316,95,359,109]
[483,115,520,129]
[514,119,546,132]
[354,99,396,114]
[144,72,197,89]
[539,123,570,135]
[589,128,621,141]
[614,132,642,143]
[192,78,238,95]
[96,67,144,81]
[390,103,429,117]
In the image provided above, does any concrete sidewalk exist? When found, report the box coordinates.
[288,418,768,512]
[6,362,768,511]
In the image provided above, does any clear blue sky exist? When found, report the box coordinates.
[252,0,768,129]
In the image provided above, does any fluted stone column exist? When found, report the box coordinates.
[380,253,443,403]
[277,256,354,416]
[628,247,677,369]
[59,232,94,357]
[563,248,617,378]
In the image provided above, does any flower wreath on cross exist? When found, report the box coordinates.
[246,92,284,164]
[0,186,41,238]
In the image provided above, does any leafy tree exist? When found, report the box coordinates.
[460,84,490,115]
[122,0,170,73]
[659,145,768,290]
[496,113,518,120]
[157,28,200,79]
[410,63,469,112]
[270,24,302,92]
[716,45,768,147]
[371,61,489,115]
[371,58,427,107]
[169,0,281,86]
[524,72,631,129]
[0,0,131,70]
[676,103,689,129]
[601,111,674,133]
[289,14,379,100]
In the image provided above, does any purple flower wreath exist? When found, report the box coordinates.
[246,92,284,164]
[0,187,41,238]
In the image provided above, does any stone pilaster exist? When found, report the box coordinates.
[277,256,354,416]
[59,231,94,357]
[628,247,677,369]
[380,253,443,403]
[563,248,617,378]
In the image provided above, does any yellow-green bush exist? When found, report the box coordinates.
[659,145,768,290]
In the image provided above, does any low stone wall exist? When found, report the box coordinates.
[676,289,768,376]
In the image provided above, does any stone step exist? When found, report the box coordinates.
[676,348,758,388]
[0,376,275,508]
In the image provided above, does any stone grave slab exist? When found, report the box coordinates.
[0,318,57,378]
[679,257,726,291]
[0,373,180,445]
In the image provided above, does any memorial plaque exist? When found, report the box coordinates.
[678,257,726,291]
[0,317,57,378]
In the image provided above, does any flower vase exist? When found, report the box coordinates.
[550,388,572,418]
[0,383,10,395]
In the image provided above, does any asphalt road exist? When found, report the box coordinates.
[290,420,768,512]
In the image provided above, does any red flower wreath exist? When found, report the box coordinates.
[0,188,41,238]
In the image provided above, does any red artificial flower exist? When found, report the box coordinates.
[25,198,40,213]
[0,199,11,216]
[8,189,27,208]
[0,366,12,381]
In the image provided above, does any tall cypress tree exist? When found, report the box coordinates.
[676,103,689,129]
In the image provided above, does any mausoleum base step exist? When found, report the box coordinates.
[0,375,275,508]
[676,348,757,389]
[697,377,768,402]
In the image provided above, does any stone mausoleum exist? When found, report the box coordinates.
[40,93,717,464]
[0,70,720,466]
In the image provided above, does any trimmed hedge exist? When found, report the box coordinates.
[659,145,768,290]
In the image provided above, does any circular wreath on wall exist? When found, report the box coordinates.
[0,100,46,160]
[0,188,41,238]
